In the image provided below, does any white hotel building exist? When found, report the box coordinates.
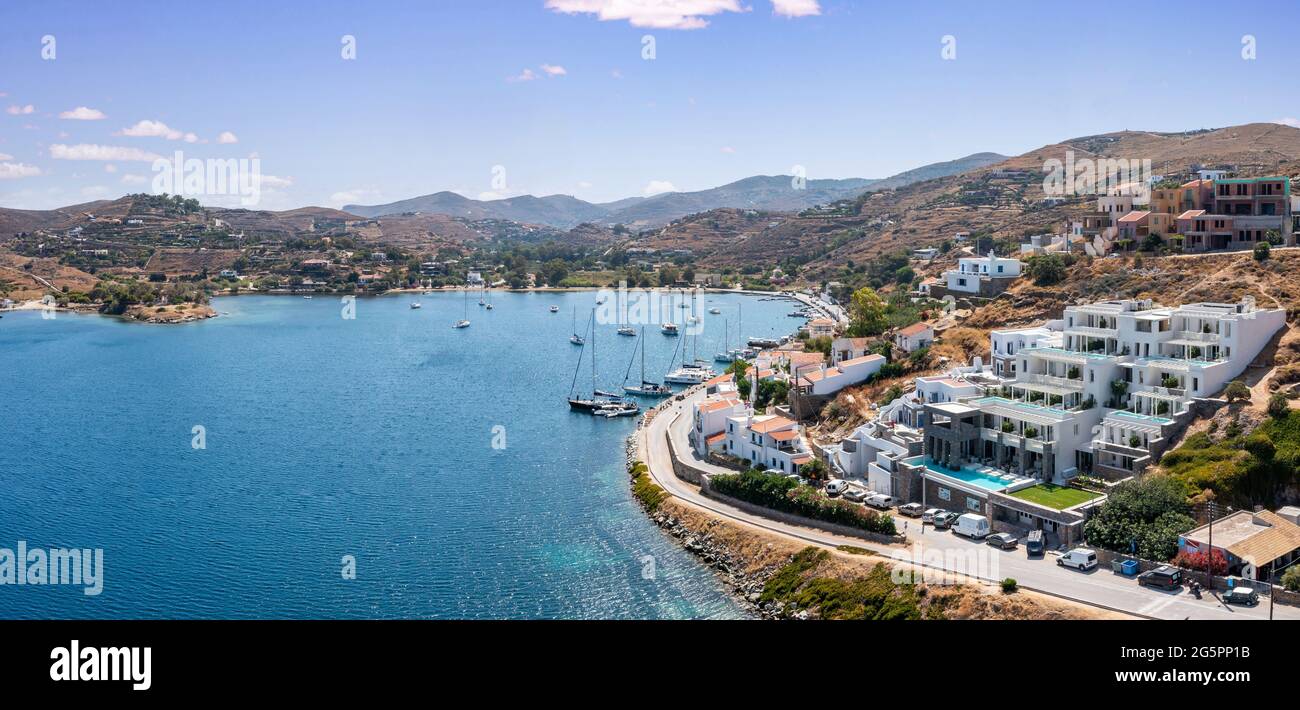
[921,298,1283,481]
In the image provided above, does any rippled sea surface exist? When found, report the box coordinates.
[0,291,798,618]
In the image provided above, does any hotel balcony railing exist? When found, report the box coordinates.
[1066,324,1118,338]
[1018,373,1084,390]
[1172,330,1220,343]
[1092,438,1149,457]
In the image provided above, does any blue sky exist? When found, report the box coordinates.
[1,0,1297,211]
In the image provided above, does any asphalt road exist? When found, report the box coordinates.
[640,389,1299,621]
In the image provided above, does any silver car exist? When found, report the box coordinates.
[843,487,870,503]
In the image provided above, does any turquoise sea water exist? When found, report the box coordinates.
[0,291,799,618]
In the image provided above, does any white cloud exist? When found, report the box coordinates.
[0,162,42,179]
[50,143,162,162]
[642,180,677,196]
[118,119,199,142]
[121,174,148,185]
[217,131,239,144]
[59,106,107,120]
[1274,118,1300,128]
[540,64,567,76]
[610,69,624,79]
[720,146,736,153]
[771,0,820,17]
[0,153,12,161]
[104,164,118,173]
[577,181,593,188]
[329,188,383,207]
[545,0,743,29]
[508,68,539,82]
[6,104,35,115]
[259,174,294,189]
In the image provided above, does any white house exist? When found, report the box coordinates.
[834,419,925,495]
[723,414,813,473]
[831,337,872,365]
[796,354,886,397]
[805,317,836,338]
[943,251,1022,295]
[989,322,1062,378]
[691,396,747,457]
[894,322,933,353]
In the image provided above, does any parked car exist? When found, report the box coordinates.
[898,503,925,518]
[952,513,990,539]
[1223,586,1260,606]
[922,508,943,524]
[932,512,959,530]
[764,469,784,476]
[986,532,1018,550]
[825,479,850,496]
[1137,565,1183,590]
[1057,547,1098,571]
[1025,530,1045,557]
[843,487,869,503]
[865,494,898,510]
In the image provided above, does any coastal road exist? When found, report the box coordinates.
[641,390,1300,621]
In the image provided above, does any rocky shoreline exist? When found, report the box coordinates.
[624,429,793,620]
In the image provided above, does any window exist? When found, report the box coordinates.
[966,497,980,511]
[938,487,951,501]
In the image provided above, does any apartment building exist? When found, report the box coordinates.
[833,419,924,497]
[690,396,746,457]
[918,297,1283,484]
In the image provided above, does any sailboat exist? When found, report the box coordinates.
[453,287,471,328]
[569,307,585,345]
[478,284,486,307]
[567,310,639,416]
[715,319,734,362]
[485,286,494,310]
[665,332,716,384]
[623,328,673,397]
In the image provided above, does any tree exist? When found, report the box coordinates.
[1025,253,1066,286]
[1224,380,1250,403]
[1267,392,1290,419]
[847,287,888,337]
[800,458,828,481]
[1082,475,1195,561]
[1254,241,1271,261]
[1282,565,1300,592]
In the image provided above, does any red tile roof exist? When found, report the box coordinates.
[897,322,932,337]
[749,416,796,433]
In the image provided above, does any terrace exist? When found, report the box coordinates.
[1005,484,1102,512]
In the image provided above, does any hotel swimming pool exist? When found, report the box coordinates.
[908,457,1034,492]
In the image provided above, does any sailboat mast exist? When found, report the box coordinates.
[640,327,646,383]
[590,308,597,395]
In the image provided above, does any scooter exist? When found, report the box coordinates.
[1189,581,1202,599]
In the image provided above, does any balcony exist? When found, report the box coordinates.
[1066,324,1118,339]
[1092,438,1148,457]
[1018,373,1084,391]
[1172,330,1220,344]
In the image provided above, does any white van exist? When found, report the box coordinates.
[952,513,990,539]
[1057,547,1098,571]
[825,479,850,496]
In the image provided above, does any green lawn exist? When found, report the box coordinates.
[1007,484,1101,510]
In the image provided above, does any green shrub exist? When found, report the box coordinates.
[1282,565,1300,592]
[1268,393,1290,419]
[1001,578,1018,593]
[711,469,897,535]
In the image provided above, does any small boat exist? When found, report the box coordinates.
[617,327,636,336]
[597,402,640,418]
[748,336,781,348]
[623,328,673,397]
[410,302,422,309]
[664,367,710,384]
[709,307,721,314]
[485,303,494,310]
[686,315,699,324]
[454,288,471,328]
[661,322,679,336]
[302,295,312,299]
[570,307,585,345]
[550,305,559,313]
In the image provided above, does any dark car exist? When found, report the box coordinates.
[1222,587,1260,606]
[1137,565,1182,590]
[985,532,1018,550]
[1025,530,1045,557]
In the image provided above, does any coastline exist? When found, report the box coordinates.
[624,391,1128,621]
